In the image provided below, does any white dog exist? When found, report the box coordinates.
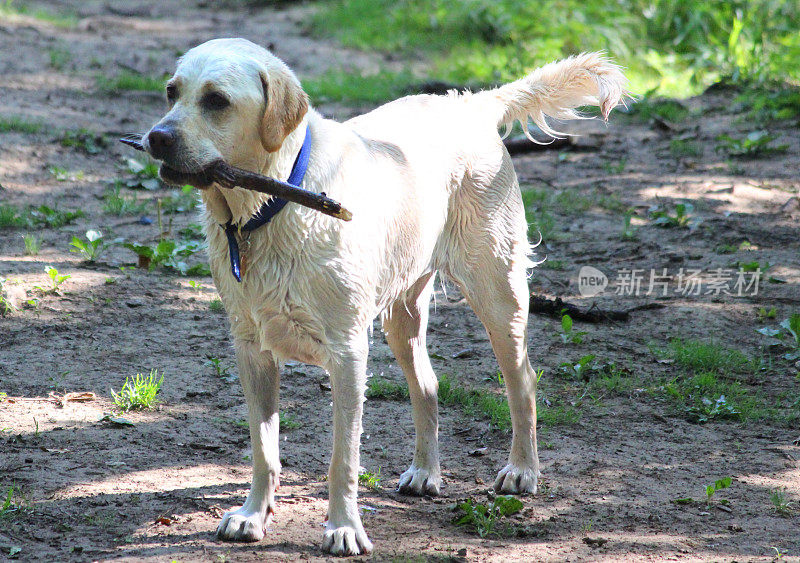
[142,38,626,556]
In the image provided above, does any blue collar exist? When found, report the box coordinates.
[222,125,312,282]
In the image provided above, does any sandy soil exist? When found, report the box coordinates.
[1,1,799,562]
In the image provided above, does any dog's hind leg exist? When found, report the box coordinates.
[382,272,441,496]
[322,335,374,556]
[217,339,281,542]
[447,156,539,494]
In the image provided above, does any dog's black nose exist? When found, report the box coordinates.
[147,126,176,159]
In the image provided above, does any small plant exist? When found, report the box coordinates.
[111,370,164,411]
[97,71,167,93]
[0,115,43,134]
[560,354,597,381]
[366,377,409,400]
[103,184,148,216]
[59,128,108,155]
[279,412,301,430]
[205,356,236,382]
[601,157,626,174]
[358,467,382,490]
[669,138,703,158]
[0,278,17,316]
[161,185,199,214]
[559,314,587,345]
[758,307,777,321]
[48,166,84,182]
[686,394,741,424]
[716,131,788,157]
[453,495,523,538]
[123,238,209,276]
[27,205,83,228]
[209,298,224,312]
[0,486,24,520]
[122,156,162,190]
[770,487,795,516]
[705,476,732,505]
[621,209,637,241]
[48,47,71,70]
[22,234,40,255]
[780,314,800,355]
[648,202,694,228]
[40,266,70,294]
[70,230,106,262]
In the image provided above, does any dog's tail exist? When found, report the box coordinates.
[473,52,629,139]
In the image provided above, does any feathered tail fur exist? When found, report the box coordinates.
[473,52,629,139]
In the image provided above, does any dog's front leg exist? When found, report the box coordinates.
[322,338,373,556]
[217,339,280,542]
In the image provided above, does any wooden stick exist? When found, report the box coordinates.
[119,136,352,221]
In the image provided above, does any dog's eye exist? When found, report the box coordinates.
[166,84,178,102]
[202,92,230,111]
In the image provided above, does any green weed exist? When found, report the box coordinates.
[670,138,703,158]
[111,370,164,411]
[716,131,788,157]
[770,487,795,516]
[560,354,598,381]
[70,230,106,262]
[666,339,754,375]
[161,185,199,214]
[38,266,70,294]
[358,467,382,490]
[205,356,236,382]
[0,0,77,27]
[123,238,209,276]
[103,185,148,216]
[631,98,689,122]
[122,156,162,191]
[366,377,410,400]
[27,205,83,228]
[209,298,224,312]
[0,116,43,134]
[621,209,638,240]
[0,486,26,520]
[97,72,167,93]
[22,234,40,256]
[48,47,71,70]
[706,476,732,504]
[453,495,523,538]
[279,412,301,431]
[757,307,777,321]
[558,314,587,345]
[304,68,417,104]
[602,158,627,175]
[648,202,694,228]
[0,278,17,316]
[48,166,84,182]
[59,128,108,155]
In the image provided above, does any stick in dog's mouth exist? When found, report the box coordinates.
[119,135,353,221]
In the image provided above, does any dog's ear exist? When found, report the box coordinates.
[259,68,309,153]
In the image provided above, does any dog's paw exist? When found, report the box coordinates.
[322,524,373,556]
[216,506,271,542]
[493,463,538,495]
[397,465,441,496]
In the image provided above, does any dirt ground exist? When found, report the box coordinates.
[1,1,799,562]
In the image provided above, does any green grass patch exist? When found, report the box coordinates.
[0,0,77,27]
[0,116,43,134]
[303,68,417,104]
[366,377,410,400]
[111,370,164,411]
[97,72,167,93]
[312,0,800,97]
[666,339,755,375]
[0,204,83,229]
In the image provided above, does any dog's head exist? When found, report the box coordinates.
[143,38,309,187]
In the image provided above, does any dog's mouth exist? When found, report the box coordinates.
[159,162,220,189]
